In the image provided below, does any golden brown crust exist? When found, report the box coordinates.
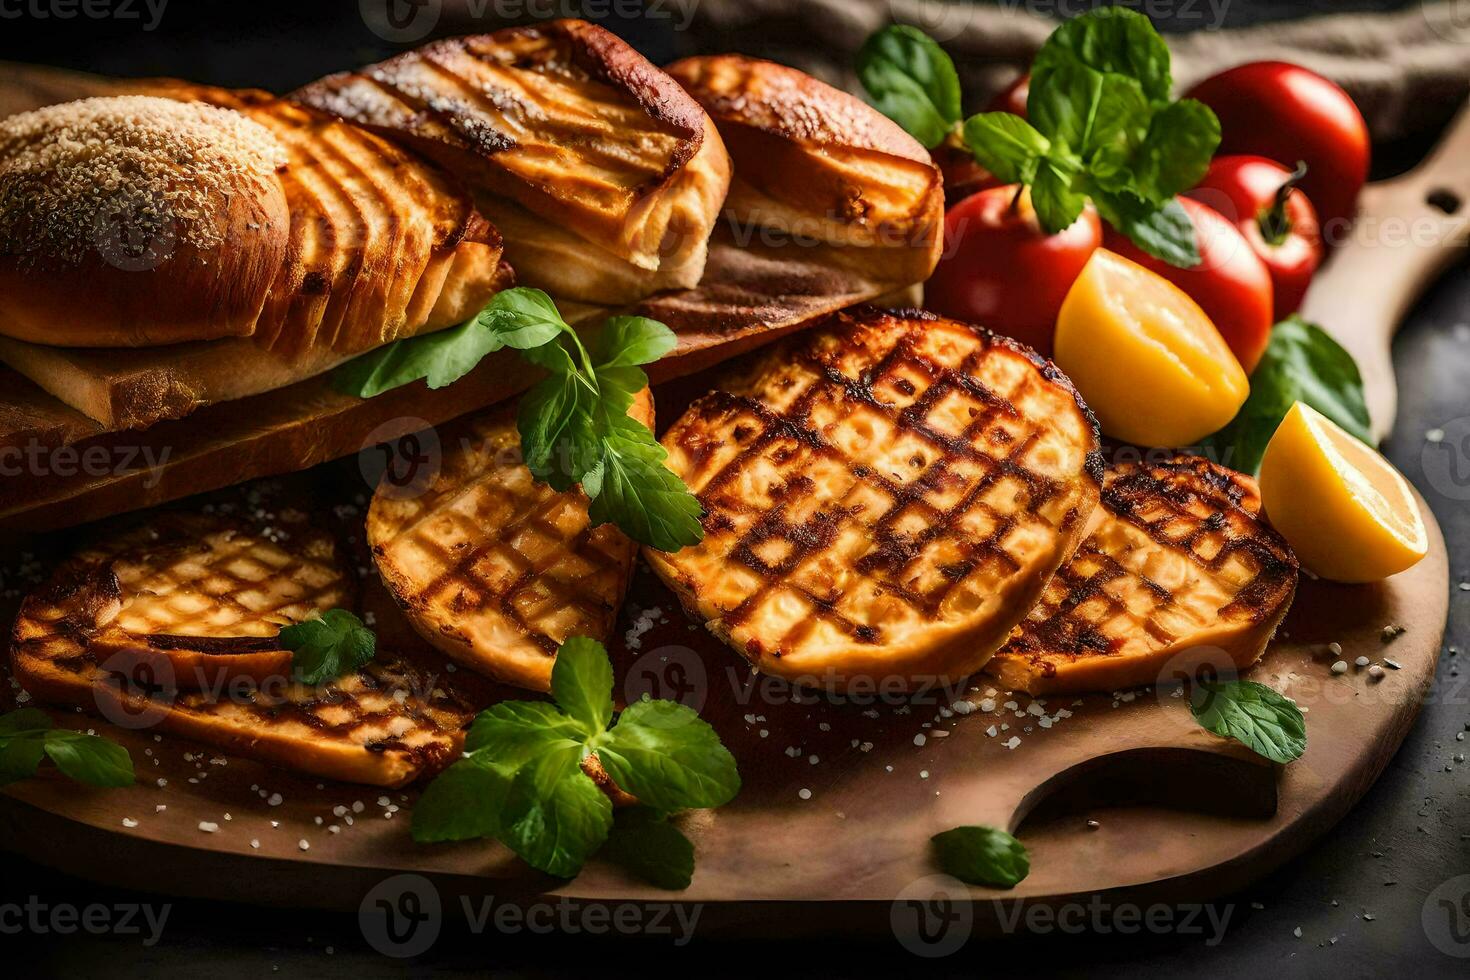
[986,456,1298,696]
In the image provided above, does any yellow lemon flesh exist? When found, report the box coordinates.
[1054,248,1249,447]
[1259,401,1428,583]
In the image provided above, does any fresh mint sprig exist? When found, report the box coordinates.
[278,608,376,685]
[412,636,739,885]
[335,288,703,552]
[0,707,134,788]
[1189,678,1307,764]
[858,10,1219,266]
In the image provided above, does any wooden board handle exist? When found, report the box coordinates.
[1301,99,1470,441]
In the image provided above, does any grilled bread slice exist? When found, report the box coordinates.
[366,391,654,692]
[647,308,1102,691]
[11,513,471,787]
[986,456,1299,696]
[666,55,944,288]
[293,19,731,304]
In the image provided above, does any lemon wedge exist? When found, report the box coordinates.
[1259,401,1427,582]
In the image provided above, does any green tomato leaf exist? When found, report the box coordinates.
[278,608,376,685]
[932,825,1030,888]
[410,758,511,843]
[603,807,696,890]
[1093,191,1201,268]
[1206,318,1371,474]
[499,744,613,878]
[1190,679,1307,764]
[857,25,962,148]
[1030,7,1172,106]
[597,698,740,812]
[551,637,616,737]
[1132,99,1221,205]
[961,112,1049,185]
[40,730,135,788]
[592,316,677,368]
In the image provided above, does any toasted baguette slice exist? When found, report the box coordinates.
[666,55,944,288]
[985,456,1299,696]
[367,391,653,692]
[293,20,731,304]
[11,513,471,787]
[646,308,1102,691]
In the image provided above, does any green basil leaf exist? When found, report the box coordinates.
[0,707,53,736]
[1030,160,1088,234]
[0,736,47,786]
[278,608,376,685]
[587,419,705,552]
[410,758,511,843]
[333,316,508,398]
[41,730,135,788]
[597,698,740,811]
[484,288,569,345]
[1190,679,1307,764]
[603,807,696,890]
[1206,317,1370,474]
[1093,191,1201,268]
[1132,99,1221,204]
[592,316,677,368]
[961,112,1049,185]
[499,744,613,878]
[857,25,962,148]
[551,637,615,737]
[1030,7,1171,106]
[932,825,1030,888]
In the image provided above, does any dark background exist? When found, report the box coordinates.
[1,1,1467,976]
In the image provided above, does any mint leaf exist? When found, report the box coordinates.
[552,637,615,737]
[1132,99,1220,204]
[961,112,1049,185]
[499,744,613,877]
[1030,6,1171,105]
[1190,679,1306,764]
[596,698,741,811]
[857,25,962,148]
[0,710,135,789]
[1093,191,1201,267]
[278,608,376,685]
[1206,318,1371,474]
[592,316,677,368]
[464,701,586,760]
[932,825,1030,888]
[603,808,696,890]
[410,759,511,843]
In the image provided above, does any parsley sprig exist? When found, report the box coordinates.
[413,637,739,886]
[859,9,1219,266]
[0,708,135,788]
[335,289,703,552]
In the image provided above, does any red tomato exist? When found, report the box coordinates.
[926,184,1101,356]
[929,136,1003,208]
[1103,196,1275,373]
[1186,62,1369,240]
[1187,155,1323,320]
[989,72,1030,117]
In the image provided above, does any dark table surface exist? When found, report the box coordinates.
[1,1,1467,976]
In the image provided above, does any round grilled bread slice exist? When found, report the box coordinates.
[985,455,1299,696]
[367,390,654,692]
[646,307,1103,692]
[10,512,471,788]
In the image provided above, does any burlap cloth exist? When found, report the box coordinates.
[685,1,1470,142]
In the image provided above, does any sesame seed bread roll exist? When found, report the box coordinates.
[0,95,292,347]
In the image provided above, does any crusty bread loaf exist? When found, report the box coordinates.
[0,96,291,347]
[292,19,732,304]
[666,55,944,287]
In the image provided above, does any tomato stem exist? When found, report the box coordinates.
[1009,184,1024,214]
[1258,160,1308,247]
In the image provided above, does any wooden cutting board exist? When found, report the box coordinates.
[0,73,1462,940]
